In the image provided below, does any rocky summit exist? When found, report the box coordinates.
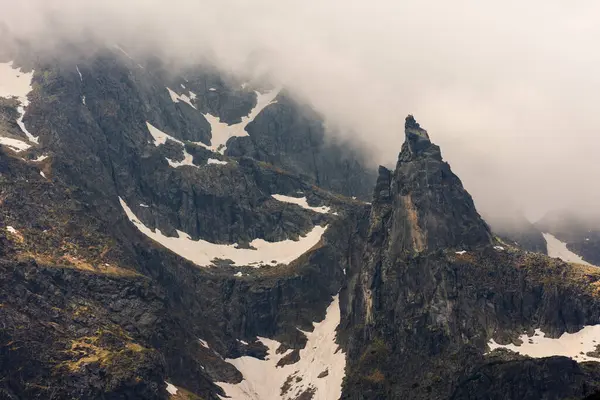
[1,42,600,400]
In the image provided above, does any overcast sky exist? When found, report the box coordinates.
[2,0,600,221]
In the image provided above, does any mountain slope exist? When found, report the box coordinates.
[2,42,600,400]
[339,117,600,399]
[536,210,600,266]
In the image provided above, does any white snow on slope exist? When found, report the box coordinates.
[146,122,199,168]
[76,65,83,81]
[166,151,196,169]
[165,381,178,395]
[166,87,197,109]
[207,158,228,165]
[0,137,31,152]
[120,198,326,267]
[488,326,600,362]
[6,226,17,234]
[272,194,331,214]
[146,122,233,168]
[147,122,180,146]
[115,45,134,60]
[543,233,592,265]
[0,62,38,144]
[204,89,279,154]
[40,171,46,179]
[218,296,346,400]
[32,154,48,162]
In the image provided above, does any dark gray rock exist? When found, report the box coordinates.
[226,92,376,200]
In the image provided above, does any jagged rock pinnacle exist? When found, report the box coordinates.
[399,115,437,162]
[373,116,493,253]
[404,114,430,141]
[405,115,420,130]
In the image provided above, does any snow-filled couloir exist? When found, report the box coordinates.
[217,295,346,400]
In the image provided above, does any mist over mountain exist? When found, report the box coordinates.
[2,0,600,221]
[2,2,600,400]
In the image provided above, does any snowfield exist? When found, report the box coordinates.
[157,87,279,155]
[218,296,346,400]
[203,89,279,154]
[543,232,592,266]
[120,198,326,267]
[272,194,331,214]
[0,62,38,145]
[488,326,600,362]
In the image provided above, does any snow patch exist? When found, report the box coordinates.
[115,45,134,60]
[139,203,150,208]
[543,233,592,265]
[0,137,31,152]
[199,339,210,349]
[76,65,83,82]
[40,171,46,179]
[209,87,217,91]
[166,87,197,109]
[147,122,182,146]
[166,152,196,169]
[165,381,178,395]
[0,62,38,144]
[32,155,48,162]
[6,226,17,234]
[234,271,244,277]
[146,122,198,169]
[120,197,326,267]
[455,250,467,255]
[494,246,505,251]
[207,158,228,165]
[488,326,600,362]
[82,95,86,105]
[180,84,186,89]
[16,106,38,143]
[204,88,279,154]
[272,194,331,214]
[218,296,346,400]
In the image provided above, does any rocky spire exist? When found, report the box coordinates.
[373,115,492,254]
[404,114,429,139]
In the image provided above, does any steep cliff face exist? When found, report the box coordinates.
[0,45,368,399]
[373,115,492,257]
[226,92,376,200]
[340,117,600,400]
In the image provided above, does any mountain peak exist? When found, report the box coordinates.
[399,115,439,164]
[405,114,430,140]
[373,117,492,253]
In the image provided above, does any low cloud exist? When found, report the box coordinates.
[2,0,600,220]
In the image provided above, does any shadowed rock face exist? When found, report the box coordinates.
[376,116,493,257]
[339,116,600,400]
[226,92,377,200]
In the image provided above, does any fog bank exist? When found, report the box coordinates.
[2,0,600,220]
